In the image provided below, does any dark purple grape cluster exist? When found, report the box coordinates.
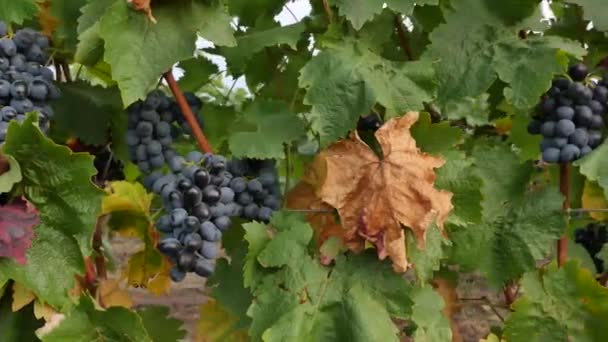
[528,64,607,163]
[125,90,204,173]
[227,158,281,222]
[0,23,60,142]
[143,153,235,281]
[574,222,607,273]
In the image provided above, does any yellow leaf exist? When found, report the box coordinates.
[307,112,453,272]
[582,180,608,221]
[96,279,133,309]
[145,258,173,296]
[122,244,172,295]
[102,181,153,215]
[12,282,35,312]
[34,300,58,321]
[196,300,249,342]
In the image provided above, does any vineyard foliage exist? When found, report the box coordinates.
[0,0,607,341]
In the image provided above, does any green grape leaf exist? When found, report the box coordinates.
[38,297,152,341]
[46,0,87,54]
[451,186,564,287]
[504,261,608,341]
[98,1,198,106]
[410,286,452,341]
[244,212,413,342]
[508,110,543,162]
[199,104,237,152]
[566,0,608,31]
[0,155,22,193]
[206,224,252,330]
[0,0,39,25]
[0,291,44,342]
[52,82,123,146]
[229,100,306,158]
[177,57,219,93]
[444,93,490,126]
[299,41,435,146]
[328,0,437,30]
[195,2,236,47]
[74,0,115,66]
[0,115,103,308]
[472,143,534,219]
[138,306,186,342]
[435,152,483,227]
[575,141,608,199]
[424,0,584,110]
[411,112,463,155]
[598,245,608,268]
[406,224,450,283]
[482,0,540,25]
[227,0,285,27]
[77,0,114,34]
[221,21,306,73]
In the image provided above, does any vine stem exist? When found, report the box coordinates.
[164,72,214,154]
[394,14,414,60]
[322,0,334,23]
[558,163,570,267]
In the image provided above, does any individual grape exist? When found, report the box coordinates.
[0,38,17,56]
[10,98,33,113]
[569,128,589,148]
[137,161,150,173]
[158,238,182,256]
[177,179,193,192]
[0,79,10,97]
[258,172,277,188]
[567,82,587,99]
[555,106,574,120]
[186,151,204,163]
[589,115,604,129]
[147,140,163,156]
[540,121,556,137]
[551,137,568,149]
[149,155,165,169]
[184,187,203,209]
[237,191,254,206]
[209,203,224,218]
[258,207,274,222]
[214,216,232,231]
[140,109,160,123]
[192,203,211,221]
[220,187,235,204]
[10,54,26,72]
[560,144,580,163]
[580,145,592,156]
[155,215,172,233]
[229,177,247,193]
[144,171,163,190]
[200,221,222,242]
[126,130,139,146]
[201,241,219,259]
[171,208,188,226]
[243,203,259,219]
[588,100,605,115]
[556,119,575,137]
[588,130,603,148]
[178,251,196,271]
[170,267,187,282]
[357,114,383,131]
[574,106,593,127]
[184,216,200,232]
[542,147,560,163]
[0,22,6,37]
[159,136,172,147]
[194,258,215,277]
[169,155,185,172]
[0,106,16,120]
[247,179,263,193]
[136,121,154,137]
[568,63,588,81]
[203,185,221,204]
[557,95,573,107]
[553,77,570,90]
[136,145,147,161]
[594,86,608,102]
[156,121,171,137]
[184,233,203,251]
[194,169,211,189]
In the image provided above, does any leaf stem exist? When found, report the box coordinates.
[93,216,107,280]
[558,163,570,267]
[164,72,214,153]
[394,14,414,61]
[61,61,72,82]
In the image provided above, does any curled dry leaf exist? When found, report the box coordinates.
[305,112,453,272]
[127,0,157,23]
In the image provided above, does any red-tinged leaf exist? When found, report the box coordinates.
[0,201,39,264]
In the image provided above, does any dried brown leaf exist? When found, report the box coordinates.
[309,112,453,272]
